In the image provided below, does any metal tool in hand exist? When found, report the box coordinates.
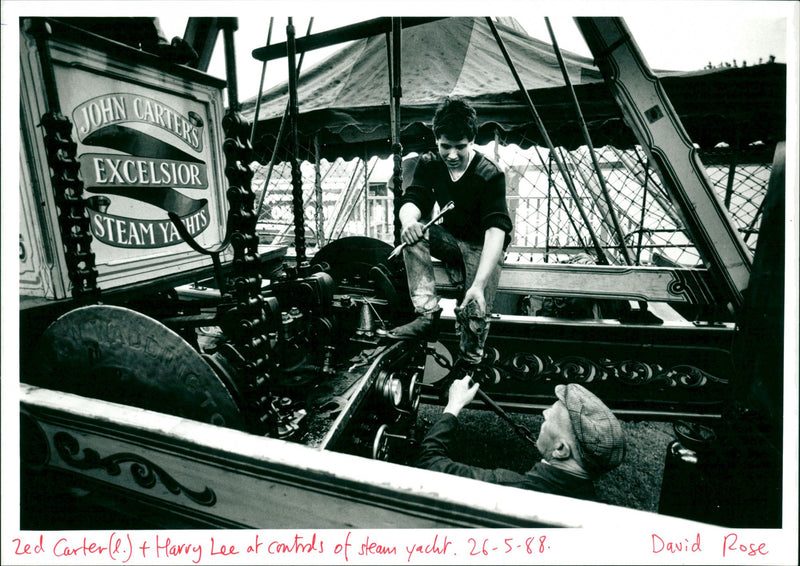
[470,379,539,449]
[387,201,455,260]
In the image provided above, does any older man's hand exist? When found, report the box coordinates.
[444,376,480,417]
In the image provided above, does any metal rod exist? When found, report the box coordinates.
[486,17,609,265]
[249,17,274,148]
[474,388,538,448]
[723,142,739,210]
[30,20,61,114]
[314,134,325,249]
[364,146,370,237]
[286,17,306,264]
[328,159,364,239]
[636,152,651,265]
[567,155,614,247]
[545,153,552,262]
[742,192,767,244]
[388,18,404,247]
[255,19,314,218]
[525,144,590,257]
[387,201,454,260]
[221,18,239,110]
[544,17,633,265]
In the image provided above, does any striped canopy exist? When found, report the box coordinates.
[241,17,785,162]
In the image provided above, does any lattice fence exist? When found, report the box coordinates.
[253,139,772,267]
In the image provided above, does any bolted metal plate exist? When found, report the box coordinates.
[31,305,246,430]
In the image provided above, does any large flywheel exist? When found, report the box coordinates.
[30,305,247,430]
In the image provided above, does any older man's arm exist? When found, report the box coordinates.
[416,378,526,484]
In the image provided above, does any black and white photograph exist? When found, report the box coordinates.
[2,1,798,564]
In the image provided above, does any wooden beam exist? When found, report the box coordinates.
[435,262,718,304]
[252,17,444,62]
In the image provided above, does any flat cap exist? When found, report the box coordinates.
[555,383,626,476]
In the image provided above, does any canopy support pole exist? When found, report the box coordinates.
[545,152,553,263]
[544,17,632,265]
[364,148,370,237]
[723,133,740,210]
[286,17,306,264]
[387,18,404,246]
[249,18,274,148]
[636,152,651,265]
[486,18,609,264]
[222,19,240,111]
[314,134,325,249]
[256,19,314,219]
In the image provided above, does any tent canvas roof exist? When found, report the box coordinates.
[242,17,786,162]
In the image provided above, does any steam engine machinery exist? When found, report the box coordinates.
[24,240,425,463]
[19,18,425,466]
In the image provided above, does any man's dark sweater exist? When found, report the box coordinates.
[402,151,513,248]
[417,413,598,501]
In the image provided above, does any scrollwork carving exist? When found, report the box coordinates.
[53,432,216,506]
[661,364,727,388]
[483,349,725,390]
[554,355,606,383]
[504,352,550,381]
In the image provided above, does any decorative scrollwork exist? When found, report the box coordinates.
[502,352,550,381]
[53,432,216,506]
[553,355,607,383]
[603,359,668,386]
[667,277,687,297]
[659,364,728,388]
[478,347,725,391]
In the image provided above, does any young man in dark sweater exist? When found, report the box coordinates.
[385,98,512,379]
[417,378,627,501]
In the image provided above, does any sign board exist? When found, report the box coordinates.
[19,20,231,299]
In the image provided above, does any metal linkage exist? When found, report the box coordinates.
[217,18,301,437]
[219,109,278,434]
[42,113,101,301]
[31,19,100,302]
[387,18,403,246]
[286,18,307,264]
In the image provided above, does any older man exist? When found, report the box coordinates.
[417,378,626,501]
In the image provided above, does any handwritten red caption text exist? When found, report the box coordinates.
[11,531,550,563]
[12,533,133,562]
[650,532,769,558]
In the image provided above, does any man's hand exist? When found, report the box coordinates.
[460,286,486,318]
[444,376,480,417]
[400,221,426,246]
